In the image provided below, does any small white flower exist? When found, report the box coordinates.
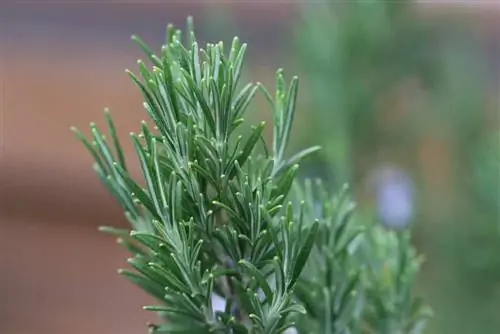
[211,293,227,313]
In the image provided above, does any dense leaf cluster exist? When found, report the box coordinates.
[73,18,320,333]
[291,182,431,334]
[74,16,431,334]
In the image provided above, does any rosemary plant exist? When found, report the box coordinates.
[72,15,433,334]
[290,181,431,334]
[292,181,365,334]
[72,17,322,333]
[293,1,433,332]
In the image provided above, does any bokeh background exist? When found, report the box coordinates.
[1,1,499,334]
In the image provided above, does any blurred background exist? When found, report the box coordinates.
[1,1,499,333]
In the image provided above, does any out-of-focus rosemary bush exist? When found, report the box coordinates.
[296,0,437,186]
[291,182,431,334]
[295,1,499,333]
[73,17,431,333]
[471,132,500,220]
[465,130,500,284]
[294,1,433,333]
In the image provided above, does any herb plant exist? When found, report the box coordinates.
[73,17,320,333]
[73,17,430,334]
[291,181,431,334]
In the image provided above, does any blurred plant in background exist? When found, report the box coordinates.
[293,0,500,333]
[453,129,500,334]
[292,181,431,334]
[295,0,437,187]
[293,2,434,333]
[471,132,500,220]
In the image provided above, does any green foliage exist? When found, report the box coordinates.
[461,131,500,282]
[470,132,500,217]
[358,227,431,334]
[292,182,365,333]
[73,17,322,333]
[73,16,432,334]
[294,1,433,333]
[291,181,431,334]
